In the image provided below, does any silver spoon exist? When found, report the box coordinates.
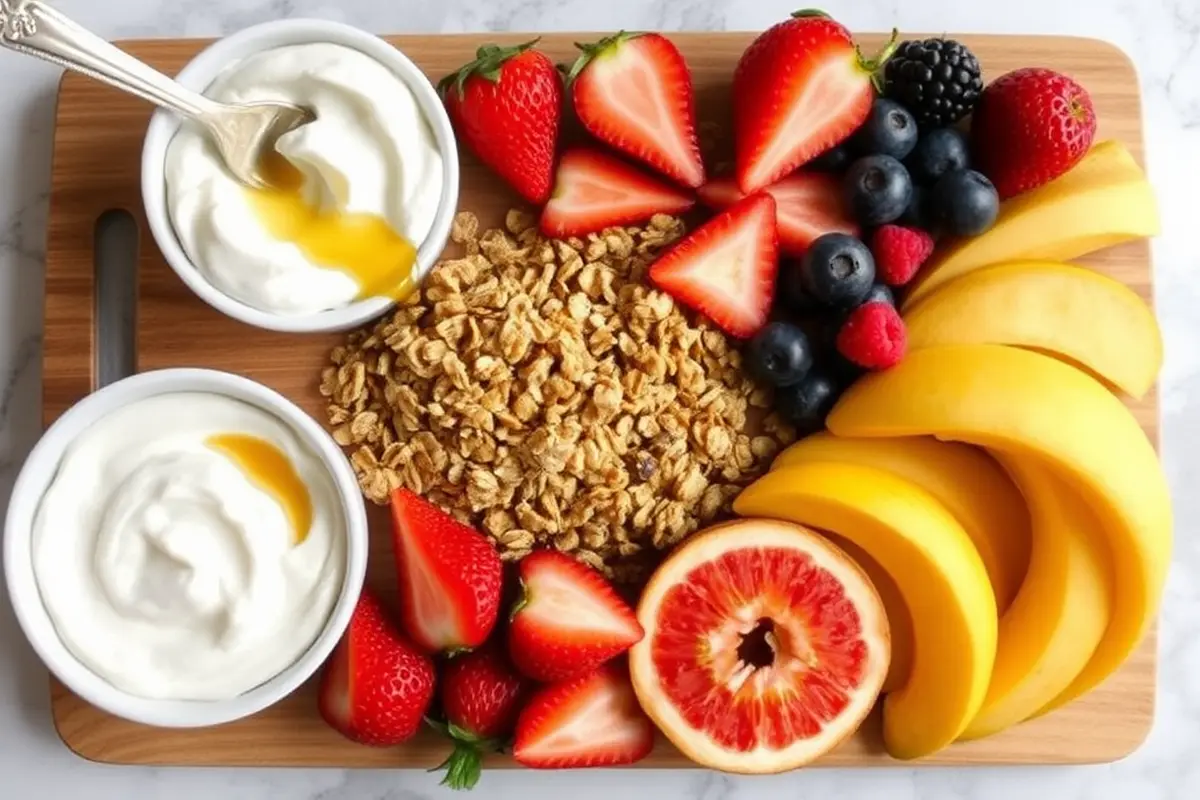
[0,0,313,189]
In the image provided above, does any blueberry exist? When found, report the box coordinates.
[844,155,913,227]
[862,283,895,307]
[851,98,919,160]
[775,370,842,434]
[777,260,818,314]
[906,128,970,185]
[746,322,814,388]
[799,233,876,310]
[827,349,866,386]
[899,184,931,230]
[807,143,851,173]
[931,169,1000,237]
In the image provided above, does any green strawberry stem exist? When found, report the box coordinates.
[508,577,529,620]
[789,9,900,91]
[560,30,648,85]
[437,38,541,99]
[791,8,833,19]
[427,719,501,791]
[859,28,901,78]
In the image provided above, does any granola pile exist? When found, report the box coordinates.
[320,209,797,582]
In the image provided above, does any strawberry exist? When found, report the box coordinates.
[317,590,436,747]
[696,172,859,256]
[540,147,696,238]
[507,550,643,682]
[970,67,1097,200]
[648,192,779,339]
[870,224,934,286]
[563,32,705,188]
[390,488,503,654]
[513,663,655,769]
[732,11,899,194]
[430,645,528,790]
[440,39,562,205]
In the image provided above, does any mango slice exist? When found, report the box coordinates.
[734,462,998,759]
[904,260,1162,398]
[827,344,1172,713]
[773,432,1030,613]
[960,454,1111,740]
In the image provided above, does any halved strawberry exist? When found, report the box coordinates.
[317,590,436,747]
[390,488,503,654]
[564,32,705,188]
[513,663,655,769]
[648,192,779,339]
[507,550,643,682]
[697,172,859,256]
[733,10,899,193]
[540,147,696,238]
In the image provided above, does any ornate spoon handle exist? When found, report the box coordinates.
[0,0,218,118]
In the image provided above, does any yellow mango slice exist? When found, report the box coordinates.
[773,432,1030,613]
[734,462,997,759]
[904,260,1162,398]
[827,344,1172,712]
[960,454,1111,740]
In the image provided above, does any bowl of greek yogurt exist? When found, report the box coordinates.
[4,369,368,727]
[141,19,460,333]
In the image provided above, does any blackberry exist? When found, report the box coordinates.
[883,38,983,129]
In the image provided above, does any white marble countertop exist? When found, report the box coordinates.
[1,0,1197,796]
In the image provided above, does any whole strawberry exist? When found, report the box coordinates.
[970,67,1097,200]
[733,10,899,194]
[318,590,436,747]
[430,645,528,790]
[440,40,562,205]
[390,488,503,655]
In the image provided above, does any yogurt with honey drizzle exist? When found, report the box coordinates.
[164,42,443,315]
[30,392,346,701]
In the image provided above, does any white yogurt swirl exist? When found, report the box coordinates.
[164,42,444,315]
[31,392,346,701]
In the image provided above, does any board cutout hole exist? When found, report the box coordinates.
[93,209,138,388]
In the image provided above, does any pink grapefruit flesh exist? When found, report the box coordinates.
[629,519,890,774]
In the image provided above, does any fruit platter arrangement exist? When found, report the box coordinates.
[22,5,1166,783]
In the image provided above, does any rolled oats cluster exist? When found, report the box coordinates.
[321,209,797,582]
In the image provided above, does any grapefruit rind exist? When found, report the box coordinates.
[629,519,890,774]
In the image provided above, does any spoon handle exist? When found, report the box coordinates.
[0,0,218,118]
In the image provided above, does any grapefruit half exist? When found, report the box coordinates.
[629,519,890,774]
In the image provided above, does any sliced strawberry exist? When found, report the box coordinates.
[513,663,655,769]
[317,590,436,747]
[390,488,503,654]
[539,147,696,238]
[507,550,643,682]
[697,173,859,256]
[648,192,779,339]
[733,11,899,193]
[565,32,705,188]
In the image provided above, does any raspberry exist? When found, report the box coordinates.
[870,224,934,287]
[836,302,907,370]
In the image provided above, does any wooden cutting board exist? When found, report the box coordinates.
[41,31,1158,768]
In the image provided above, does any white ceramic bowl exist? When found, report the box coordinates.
[141,19,460,333]
[4,369,369,728]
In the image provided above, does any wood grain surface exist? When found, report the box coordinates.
[41,31,1158,768]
